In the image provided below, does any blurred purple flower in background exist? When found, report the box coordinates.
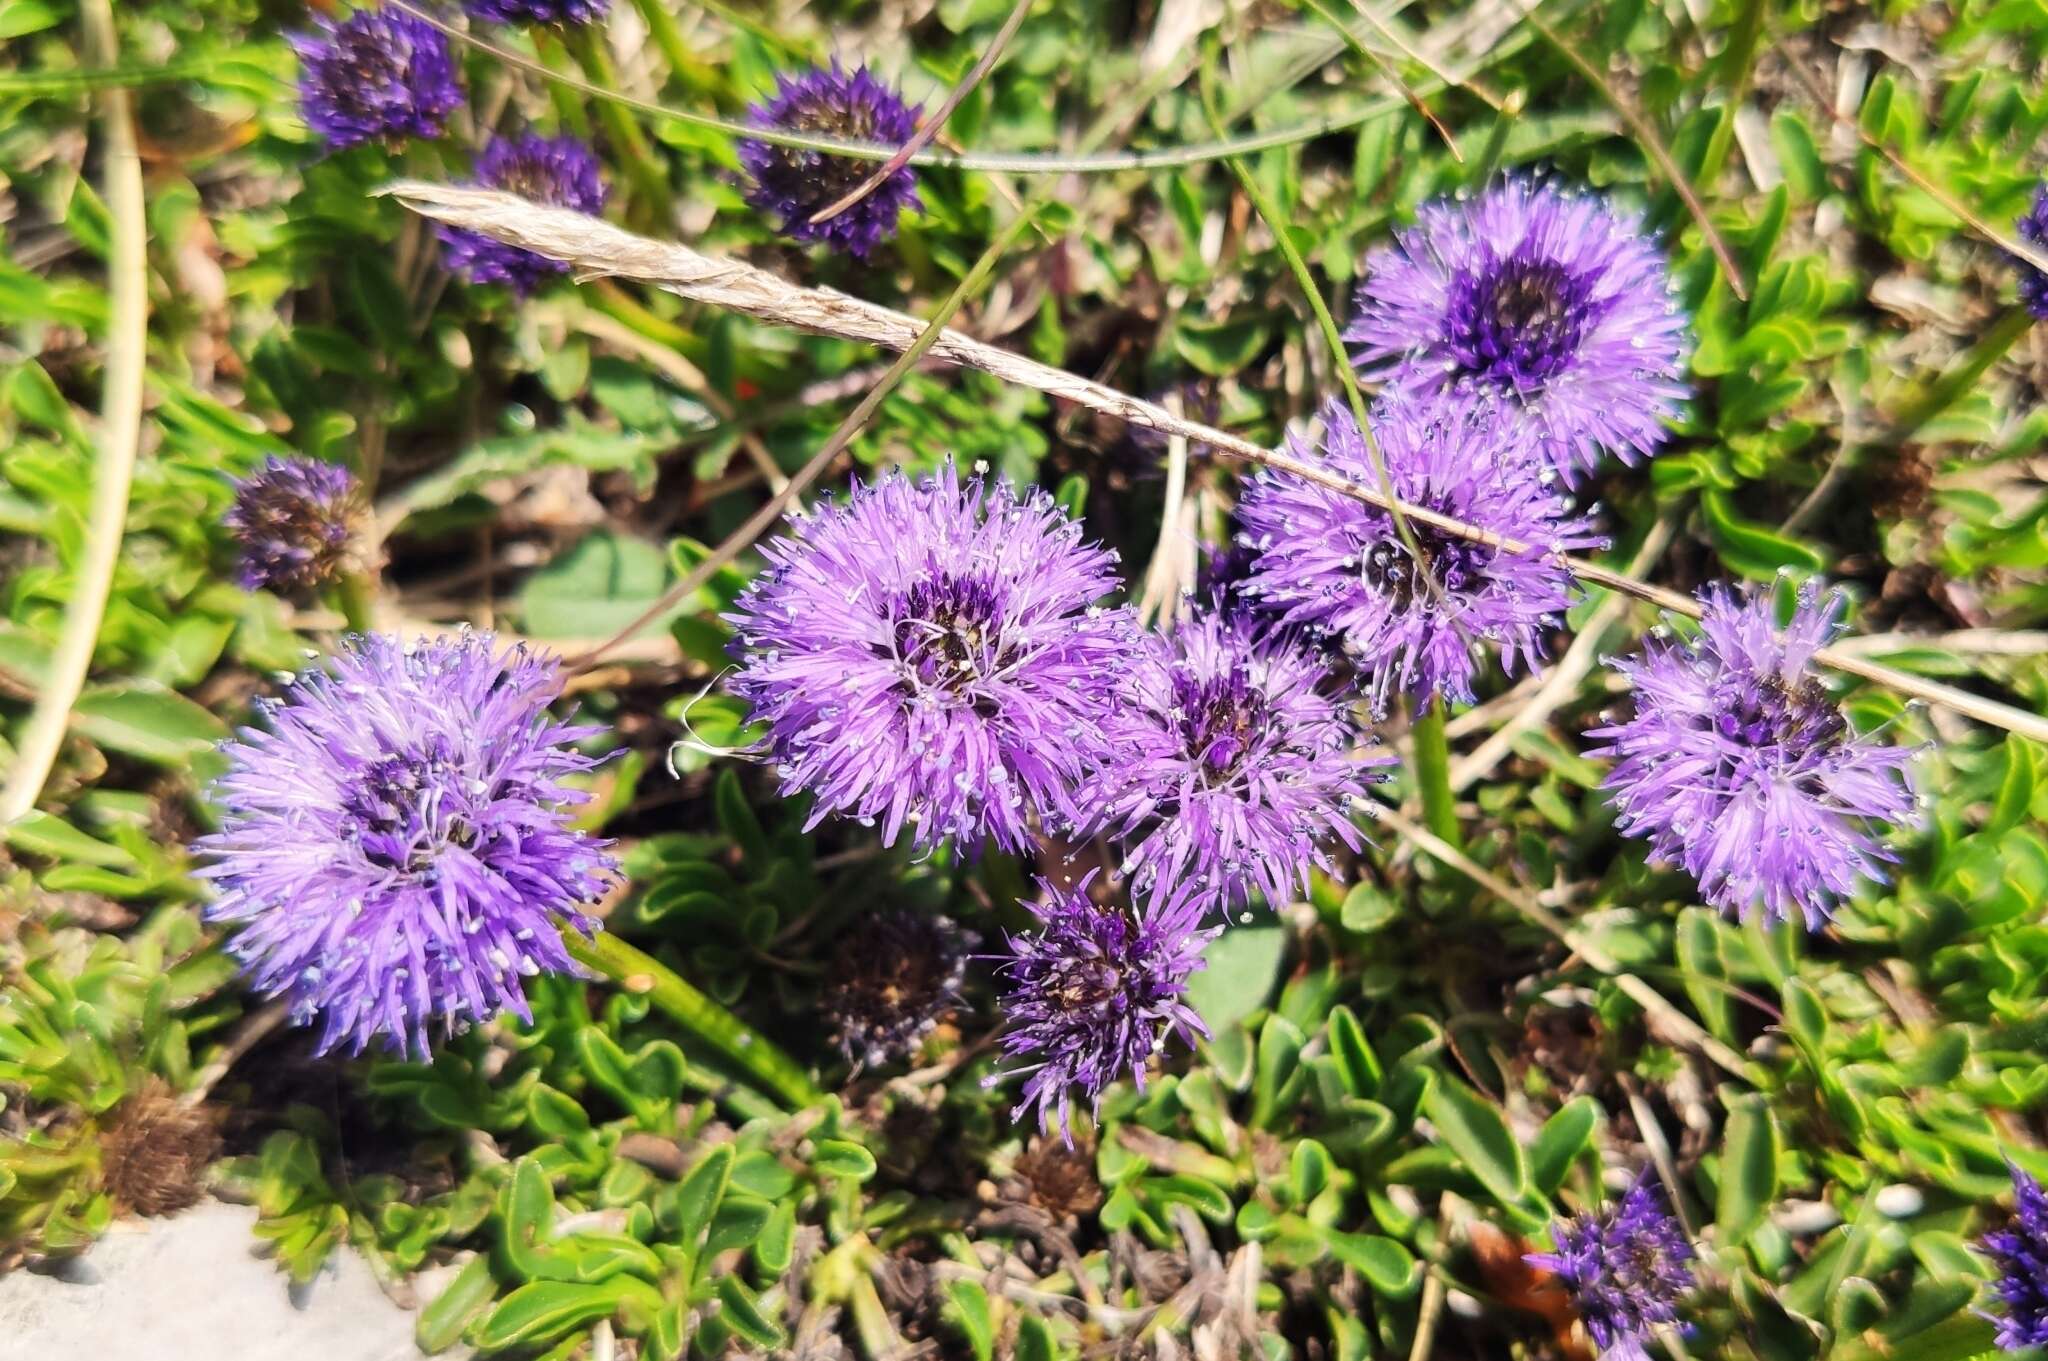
[2016,184,2048,320]
[1589,582,1919,928]
[1526,1174,1696,1361]
[990,876,1213,1139]
[1236,394,1602,714]
[739,62,923,257]
[292,7,461,150]
[1345,180,1689,484]
[1983,1161,2048,1351]
[192,632,615,1057]
[726,463,1132,855]
[225,455,360,595]
[438,134,607,293]
[1086,609,1385,917]
[462,0,609,24]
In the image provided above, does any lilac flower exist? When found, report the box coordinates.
[1982,1162,2048,1351]
[1235,394,1603,713]
[1086,609,1387,917]
[1588,582,1919,929]
[225,455,360,595]
[192,632,615,1058]
[726,463,1131,855]
[1344,180,1689,484]
[462,0,608,24]
[819,911,975,1069]
[1526,1174,1696,1361]
[438,134,607,294]
[291,8,461,151]
[990,876,1213,1139]
[2017,183,2048,321]
[738,62,922,258]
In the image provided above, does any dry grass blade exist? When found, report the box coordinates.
[808,0,1035,225]
[377,183,2048,743]
[0,0,147,826]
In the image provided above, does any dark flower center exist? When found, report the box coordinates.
[893,574,1008,691]
[342,745,478,875]
[1714,672,1845,750]
[1171,665,1268,779]
[1360,534,1496,609]
[327,27,412,114]
[761,97,885,205]
[1448,254,1599,389]
[489,155,559,202]
[1046,955,1123,1013]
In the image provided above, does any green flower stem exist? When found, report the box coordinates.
[1409,698,1462,851]
[561,27,670,218]
[334,572,377,634]
[1886,305,2033,441]
[565,928,822,1110]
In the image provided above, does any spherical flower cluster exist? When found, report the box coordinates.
[1236,395,1603,714]
[1983,1162,2048,1352]
[1345,180,1690,485]
[990,876,1213,1138]
[292,8,461,151]
[726,463,1132,855]
[1589,582,1919,928]
[439,134,607,294]
[739,62,923,258]
[818,911,975,1070]
[463,0,608,24]
[225,455,361,595]
[191,632,615,1058]
[1526,1175,1697,1361]
[2016,183,2048,321]
[1087,609,1387,916]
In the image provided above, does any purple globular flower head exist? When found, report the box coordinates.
[1588,582,1919,929]
[990,875,1214,1140]
[291,8,462,151]
[1085,609,1389,917]
[225,455,361,595]
[2016,183,2048,321]
[739,62,923,258]
[462,0,608,24]
[438,134,607,294]
[1344,180,1690,485]
[191,632,616,1059]
[1982,1161,2048,1351]
[1526,1174,1697,1361]
[1236,394,1603,714]
[726,462,1132,856]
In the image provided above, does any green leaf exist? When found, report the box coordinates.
[1321,1229,1422,1297]
[1171,314,1273,377]
[1184,925,1285,1035]
[941,1280,996,1361]
[1289,1139,1333,1204]
[1700,488,1826,580]
[1325,1006,1382,1098]
[754,1199,796,1275]
[3,810,138,869]
[474,1278,654,1350]
[417,1255,497,1354]
[1990,738,2040,835]
[715,1276,784,1349]
[673,1143,733,1274]
[813,1139,877,1182]
[713,767,771,867]
[518,531,678,641]
[1716,1094,1779,1249]
[69,685,227,765]
[1251,1014,1306,1129]
[1338,882,1398,934]
[1423,1078,1530,1206]
[498,1158,558,1279]
[1529,1096,1598,1195]
[1015,1313,1062,1361]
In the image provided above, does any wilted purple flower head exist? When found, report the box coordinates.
[225,455,361,594]
[990,876,1213,1139]
[1236,395,1603,713]
[2017,184,2048,321]
[819,911,975,1070]
[1983,1161,2048,1351]
[739,62,922,258]
[438,134,606,294]
[1345,180,1689,484]
[291,8,461,151]
[1588,582,1919,929]
[1526,1174,1696,1361]
[1086,609,1387,916]
[727,463,1131,855]
[462,0,607,24]
[192,632,615,1058]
